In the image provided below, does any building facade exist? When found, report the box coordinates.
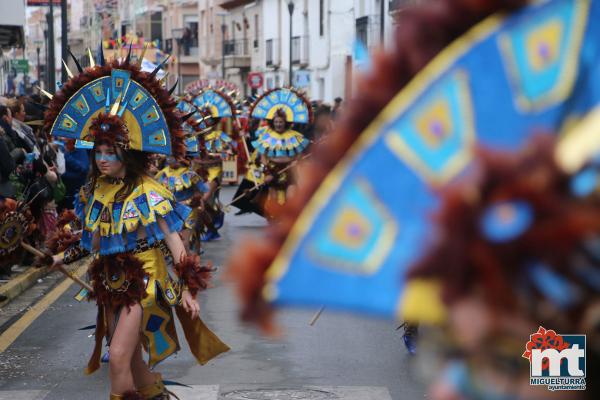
[163,0,202,95]
[24,0,404,100]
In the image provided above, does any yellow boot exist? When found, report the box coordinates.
[110,391,144,400]
[138,373,179,400]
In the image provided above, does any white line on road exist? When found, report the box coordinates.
[0,391,49,400]
[169,385,220,400]
[0,385,392,399]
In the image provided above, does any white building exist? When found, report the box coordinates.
[259,0,393,104]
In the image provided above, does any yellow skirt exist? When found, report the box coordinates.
[85,247,230,374]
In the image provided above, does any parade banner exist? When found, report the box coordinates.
[260,0,600,319]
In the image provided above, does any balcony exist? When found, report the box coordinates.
[223,39,251,69]
[266,38,280,68]
[291,35,309,67]
[180,37,199,63]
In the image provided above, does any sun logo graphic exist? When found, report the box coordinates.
[523,326,586,391]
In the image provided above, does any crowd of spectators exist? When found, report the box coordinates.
[0,93,89,278]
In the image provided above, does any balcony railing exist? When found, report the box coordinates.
[291,35,309,66]
[223,39,251,69]
[266,38,280,67]
[223,39,250,57]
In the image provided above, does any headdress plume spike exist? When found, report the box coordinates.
[169,77,179,95]
[98,42,105,66]
[38,86,53,100]
[137,43,149,68]
[149,55,171,79]
[87,48,96,68]
[67,48,83,73]
[62,59,74,79]
[125,41,133,64]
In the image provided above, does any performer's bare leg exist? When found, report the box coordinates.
[130,344,156,389]
[107,304,143,394]
[181,229,192,253]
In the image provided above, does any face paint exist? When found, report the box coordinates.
[95,153,120,163]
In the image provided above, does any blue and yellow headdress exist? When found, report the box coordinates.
[250,87,312,124]
[191,88,236,119]
[43,48,187,158]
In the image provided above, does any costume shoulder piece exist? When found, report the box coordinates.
[205,130,233,153]
[252,126,309,157]
[74,175,191,255]
[43,48,188,158]
[155,166,204,202]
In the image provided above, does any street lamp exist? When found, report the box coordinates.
[34,39,44,85]
[172,27,185,96]
[36,47,41,83]
[216,12,228,80]
[287,1,294,86]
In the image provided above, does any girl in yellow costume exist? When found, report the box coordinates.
[249,88,311,213]
[155,135,209,253]
[44,51,229,400]
[191,89,238,240]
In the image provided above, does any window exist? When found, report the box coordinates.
[319,0,324,37]
[266,39,274,66]
[356,16,368,47]
[150,12,162,43]
[291,36,300,64]
[183,14,199,56]
[254,14,259,48]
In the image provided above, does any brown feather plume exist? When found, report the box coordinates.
[88,253,148,309]
[174,254,213,297]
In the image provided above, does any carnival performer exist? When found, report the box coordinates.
[43,50,229,399]
[247,88,311,216]
[191,88,238,240]
[156,100,209,252]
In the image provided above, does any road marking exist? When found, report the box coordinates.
[0,263,88,353]
[174,386,392,400]
[0,390,49,400]
[169,385,220,400]
[315,386,393,399]
[0,386,391,399]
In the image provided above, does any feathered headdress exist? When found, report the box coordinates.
[43,45,188,158]
[250,87,312,124]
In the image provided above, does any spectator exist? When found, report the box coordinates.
[0,105,26,164]
[60,140,89,209]
[7,98,37,153]
[302,104,332,141]
[332,97,343,119]
[25,158,58,243]
[0,126,16,197]
[312,104,333,140]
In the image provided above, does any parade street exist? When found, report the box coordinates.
[0,187,425,400]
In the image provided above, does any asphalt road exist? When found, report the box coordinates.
[0,187,426,400]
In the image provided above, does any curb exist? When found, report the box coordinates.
[0,266,49,308]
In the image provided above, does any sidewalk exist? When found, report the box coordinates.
[0,266,49,309]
